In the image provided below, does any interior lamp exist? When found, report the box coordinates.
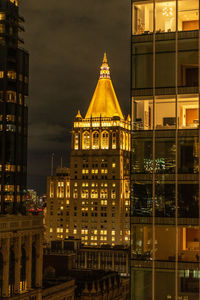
[162,6,173,17]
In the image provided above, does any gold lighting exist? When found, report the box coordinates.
[162,6,173,17]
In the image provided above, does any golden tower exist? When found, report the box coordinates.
[69,54,131,246]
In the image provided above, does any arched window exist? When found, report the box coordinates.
[32,244,36,288]
[0,252,3,296]
[101,131,109,149]
[74,133,79,150]
[92,132,99,149]
[82,131,90,149]
[120,132,123,149]
[123,132,126,150]
[9,248,15,296]
[20,247,26,292]
[112,132,116,149]
[126,133,129,151]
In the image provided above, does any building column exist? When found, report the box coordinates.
[2,237,10,297]
[126,252,129,276]
[98,252,101,269]
[25,234,32,290]
[14,235,22,294]
[112,252,114,270]
[35,233,43,288]
[84,251,87,268]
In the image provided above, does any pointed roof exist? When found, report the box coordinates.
[85,53,124,119]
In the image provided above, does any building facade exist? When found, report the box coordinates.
[0,0,28,214]
[46,54,130,246]
[46,167,70,241]
[69,54,130,246]
[131,0,200,299]
[0,1,44,299]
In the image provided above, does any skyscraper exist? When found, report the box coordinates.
[131,1,200,299]
[0,1,43,298]
[46,54,131,246]
[0,0,28,214]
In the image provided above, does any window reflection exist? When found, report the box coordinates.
[178,136,198,173]
[132,182,152,216]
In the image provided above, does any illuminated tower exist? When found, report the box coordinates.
[131,1,200,299]
[69,53,131,246]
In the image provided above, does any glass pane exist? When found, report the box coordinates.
[132,182,153,217]
[178,183,198,217]
[132,225,153,260]
[179,226,200,263]
[133,1,153,35]
[155,97,176,129]
[133,98,153,130]
[131,268,152,300]
[132,43,153,89]
[156,0,176,32]
[132,133,153,173]
[178,0,199,31]
[155,182,175,217]
[155,40,176,88]
[178,95,199,129]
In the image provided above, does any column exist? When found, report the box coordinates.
[35,233,43,288]
[126,252,129,276]
[98,252,101,269]
[25,234,32,290]
[112,252,114,270]
[2,237,9,297]
[14,235,21,294]
[84,251,87,268]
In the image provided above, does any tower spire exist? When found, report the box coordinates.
[100,52,110,79]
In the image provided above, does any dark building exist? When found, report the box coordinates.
[131,1,200,299]
[0,0,28,213]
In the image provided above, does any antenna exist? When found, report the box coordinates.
[51,153,54,176]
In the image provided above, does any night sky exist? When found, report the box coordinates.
[21,0,130,195]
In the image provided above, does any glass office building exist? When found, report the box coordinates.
[0,0,29,213]
[131,0,200,299]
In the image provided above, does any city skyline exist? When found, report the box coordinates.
[21,0,130,195]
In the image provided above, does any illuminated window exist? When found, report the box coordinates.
[5,185,14,192]
[132,1,153,35]
[82,131,90,149]
[57,182,64,198]
[7,91,16,103]
[112,132,117,149]
[111,189,116,199]
[74,133,79,150]
[10,0,18,6]
[178,0,199,31]
[73,189,78,198]
[73,229,77,234]
[92,131,99,149]
[7,71,16,80]
[126,133,129,150]
[81,189,89,198]
[0,13,5,20]
[112,237,115,241]
[112,163,116,168]
[100,188,108,199]
[112,231,115,235]
[91,189,98,198]
[0,24,4,34]
[50,228,53,233]
[101,131,109,149]
[155,0,176,33]
[50,182,54,198]
[0,71,4,78]
[101,200,107,205]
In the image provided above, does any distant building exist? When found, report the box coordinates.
[46,54,131,246]
[46,167,70,241]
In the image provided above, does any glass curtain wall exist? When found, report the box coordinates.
[131,0,200,299]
